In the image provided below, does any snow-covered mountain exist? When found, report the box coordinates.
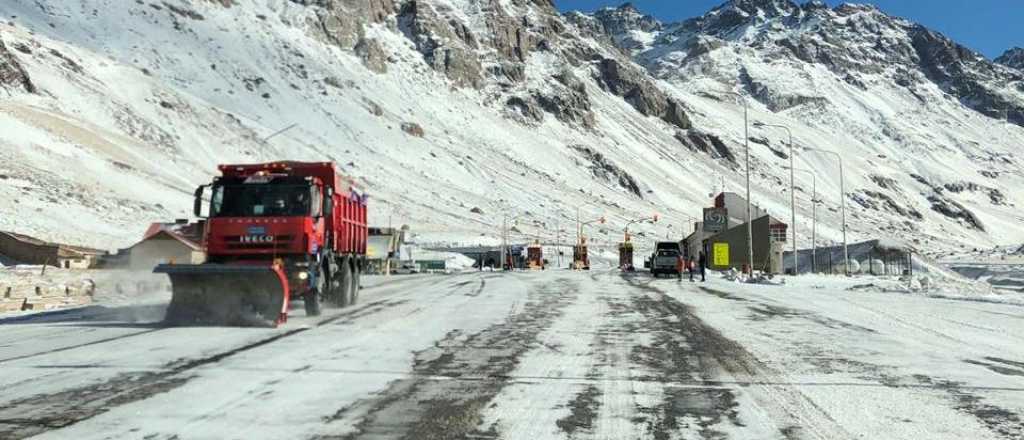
[0,0,718,252]
[997,48,1024,71]
[0,0,1022,255]
[572,0,1024,250]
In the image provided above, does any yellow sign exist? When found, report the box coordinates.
[713,243,730,267]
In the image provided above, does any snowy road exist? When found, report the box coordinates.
[0,271,1022,440]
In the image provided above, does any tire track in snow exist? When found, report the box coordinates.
[623,276,855,440]
[313,277,580,440]
[701,280,1024,439]
[0,327,165,364]
[0,274,441,365]
[0,276,466,440]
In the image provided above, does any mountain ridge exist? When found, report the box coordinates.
[0,0,1021,254]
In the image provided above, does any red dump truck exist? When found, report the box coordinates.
[155,161,368,327]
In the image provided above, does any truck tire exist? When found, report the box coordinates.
[324,259,341,306]
[350,262,361,305]
[338,258,353,307]
[304,268,325,317]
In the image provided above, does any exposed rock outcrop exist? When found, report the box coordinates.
[594,58,691,129]
[910,26,1024,126]
[996,47,1024,71]
[674,130,736,163]
[303,0,395,50]
[927,194,984,231]
[354,37,388,73]
[569,144,643,198]
[854,190,923,221]
[568,3,662,54]
[398,0,484,88]
[0,37,36,93]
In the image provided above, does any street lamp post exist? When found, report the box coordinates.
[786,166,818,273]
[754,122,797,275]
[502,214,527,271]
[501,215,507,272]
[262,123,299,143]
[624,215,658,240]
[576,201,601,246]
[805,148,849,275]
[710,91,753,274]
[680,214,697,235]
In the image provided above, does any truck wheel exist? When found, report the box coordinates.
[324,260,341,306]
[350,263,361,305]
[304,269,325,317]
[338,259,353,307]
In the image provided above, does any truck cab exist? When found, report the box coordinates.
[204,172,327,262]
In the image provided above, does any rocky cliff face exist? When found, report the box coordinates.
[588,0,1024,126]
[368,0,692,131]
[568,0,1024,248]
[258,0,696,135]
[996,47,1024,71]
[0,34,35,93]
[1,0,1022,251]
[0,0,717,250]
[565,2,661,54]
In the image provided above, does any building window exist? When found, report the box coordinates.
[770,227,787,242]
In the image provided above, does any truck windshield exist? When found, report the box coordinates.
[211,184,312,217]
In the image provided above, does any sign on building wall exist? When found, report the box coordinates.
[713,243,730,267]
[703,208,728,233]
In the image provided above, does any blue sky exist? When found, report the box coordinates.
[555,0,1023,58]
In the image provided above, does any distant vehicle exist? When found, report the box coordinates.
[572,242,590,270]
[394,261,420,274]
[527,243,544,270]
[619,240,634,271]
[650,241,682,277]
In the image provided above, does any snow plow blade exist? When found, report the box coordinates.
[154,263,291,327]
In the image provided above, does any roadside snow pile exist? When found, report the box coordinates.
[720,269,786,285]
[947,263,1024,293]
[400,246,476,272]
[846,274,1024,305]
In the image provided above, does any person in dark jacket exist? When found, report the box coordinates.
[698,251,707,282]
[676,255,684,281]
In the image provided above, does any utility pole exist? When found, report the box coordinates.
[556,220,562,268]
[500,215,507,272]
[754,122,797,275]
[788,166,817,274]
[806,148,848,275]
[711,91,754,274]
[261,123,299,143]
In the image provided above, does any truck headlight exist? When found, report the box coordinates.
[298,272,309,280]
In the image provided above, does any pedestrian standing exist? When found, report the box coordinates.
[676,254,684,281]
[698,251,707,282]
[688,256,695,282]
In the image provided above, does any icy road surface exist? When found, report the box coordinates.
[0,271,1021,440]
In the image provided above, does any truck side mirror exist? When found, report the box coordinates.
[193,185,206,218]
[323,188,334,218]
[324,195,333,217]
